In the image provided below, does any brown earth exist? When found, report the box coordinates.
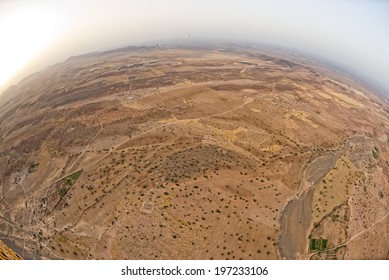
[0,45,388,260]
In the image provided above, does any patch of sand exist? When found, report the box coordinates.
[261,144,282,152]
[285,110,319,128]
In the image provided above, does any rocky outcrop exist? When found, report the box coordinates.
[0,240,22,260]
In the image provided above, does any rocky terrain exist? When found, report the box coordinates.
[0,45,388,259]
[0,240,22,260]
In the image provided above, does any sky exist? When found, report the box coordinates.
[0,0,388,95]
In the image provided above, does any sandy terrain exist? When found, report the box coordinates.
[0,45,388,259]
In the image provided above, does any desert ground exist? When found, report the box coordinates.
[0,45,388,259]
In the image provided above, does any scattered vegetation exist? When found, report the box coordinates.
[2,47,388,260]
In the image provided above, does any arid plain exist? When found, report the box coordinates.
[0,45,388,260]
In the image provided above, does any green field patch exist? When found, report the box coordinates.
[59,187,68,198]
[64,170,83,186]
[310,238,328,251]
[320,239,327,250]
[28,163,39,173]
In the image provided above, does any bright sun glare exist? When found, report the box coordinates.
[0,2,66,90]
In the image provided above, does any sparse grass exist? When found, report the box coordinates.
[28,163,39,173]
[64,170,83,185]
[372,147,379,159]
[59,187,68,198]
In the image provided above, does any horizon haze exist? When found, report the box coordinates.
[0,0,388,96]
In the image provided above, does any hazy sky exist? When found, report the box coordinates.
[0,0,388,95]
